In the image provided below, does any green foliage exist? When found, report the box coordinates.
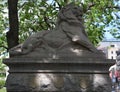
[0,59,6,71]
[0,62,6,89]
[0,79,5,89]
[0,88,6,92]
[0,0,118,59]
[0,59,6,90]
[104,0,120,39]
[0,0,8,55]
[0,0,8,73]
[83,0,114,45]
[107,15,120,39]
[18,0,59,42]
[17,0,115,46]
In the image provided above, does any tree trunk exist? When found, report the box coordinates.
[7,0,19,51]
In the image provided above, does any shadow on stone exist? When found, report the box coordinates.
[4,2,114,92]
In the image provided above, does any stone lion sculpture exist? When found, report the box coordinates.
[10,3,104,58]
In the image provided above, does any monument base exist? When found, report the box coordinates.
[4,58,114,92]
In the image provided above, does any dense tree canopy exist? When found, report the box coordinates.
[0,0,8,72]
[0,0,8,57]
[17,0,119,45]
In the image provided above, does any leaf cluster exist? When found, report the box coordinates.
[18,0,115,46]
[0,0,8,72]
[18,0,59,42]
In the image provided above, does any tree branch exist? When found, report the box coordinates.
[44,16,51,28]
[0,45,8,50]
[54,0,62,10]
[106,6,120,9]
[82,3,96,13]
[18,2,27,11]
[87,3,96,10]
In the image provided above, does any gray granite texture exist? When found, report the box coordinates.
[3,3,113,92]
[4,58,114,92]
[9,3,105,59]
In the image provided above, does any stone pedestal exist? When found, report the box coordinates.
[3,58,114,92]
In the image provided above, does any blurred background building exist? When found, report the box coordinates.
[98,40,120,59]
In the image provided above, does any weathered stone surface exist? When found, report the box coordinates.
[4,3,113,92]
[6,73,112,92]
[4,58,114,92]
[9,3,105,59]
